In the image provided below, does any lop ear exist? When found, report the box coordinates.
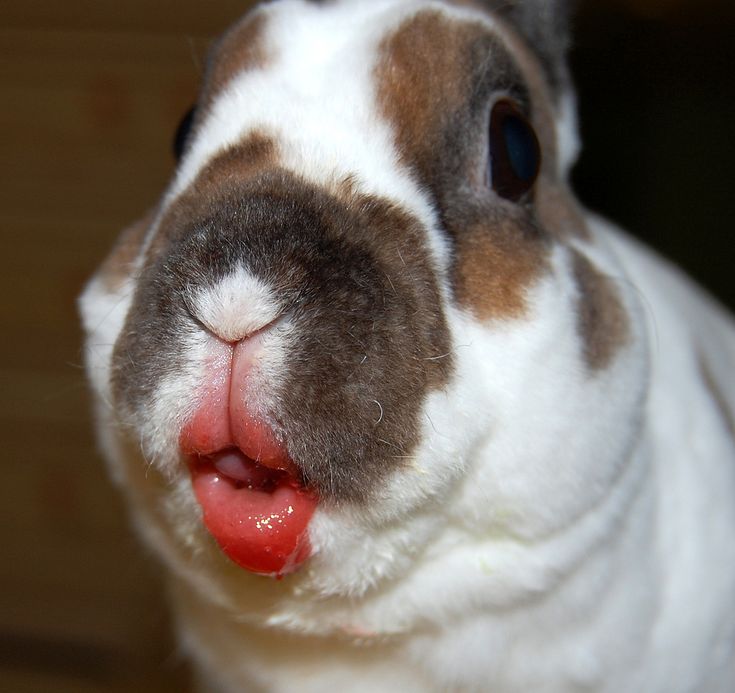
[485,0,575,94]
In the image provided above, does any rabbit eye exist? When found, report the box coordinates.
[489,99,541,201]
[173,105,196,161]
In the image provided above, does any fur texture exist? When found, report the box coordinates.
[80,1,735,691]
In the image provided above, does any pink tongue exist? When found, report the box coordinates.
[213,450,281,488]
[189,450,317,576]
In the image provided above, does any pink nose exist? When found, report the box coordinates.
[179,334,297,474]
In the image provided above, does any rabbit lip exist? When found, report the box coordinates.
[180,391,318,576]
[186,448,318,577]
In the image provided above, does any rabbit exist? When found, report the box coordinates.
[79,1,735,691]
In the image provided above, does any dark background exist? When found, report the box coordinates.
[0,1,732,690]
[572,0,735,308]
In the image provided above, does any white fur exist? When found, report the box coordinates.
[187,267,280,342]
[79,273,137,408]
[80,2,735,691]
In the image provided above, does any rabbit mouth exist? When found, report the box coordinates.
[171,330,320,577]
[187,448,318,577]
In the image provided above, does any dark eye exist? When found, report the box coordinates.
[173,105,196,161]
[488,99,541,201]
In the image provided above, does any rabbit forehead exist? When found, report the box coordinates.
[169,1,450,213]
[175,0,547,199]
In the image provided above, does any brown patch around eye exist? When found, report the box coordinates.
[98,210,155,292]
[375,9,557,321]
[198,12,270,112]
[375,10,489,180]
[572,250,630,371]
[453,214,549,321]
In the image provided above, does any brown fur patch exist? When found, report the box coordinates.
[699,355,735,441]
[572,250,630,370]
[198,12,270,112]
[98,210,154,292]
[376,9,552,321]
[376,10,477,177]
[453,214,548,320]
[151,132,277,255]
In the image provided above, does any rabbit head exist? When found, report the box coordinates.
[80,0,647,633]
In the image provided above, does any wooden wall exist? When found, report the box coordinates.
[0,1,732,691]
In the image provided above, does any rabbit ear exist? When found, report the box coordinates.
[485,0,575,93]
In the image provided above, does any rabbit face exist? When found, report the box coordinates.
[80,0,647,623]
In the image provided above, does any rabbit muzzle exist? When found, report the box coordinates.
[109,165,452,573]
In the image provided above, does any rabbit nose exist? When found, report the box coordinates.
[182,267,282,344]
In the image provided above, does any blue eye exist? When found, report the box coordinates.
[489,100,541,201]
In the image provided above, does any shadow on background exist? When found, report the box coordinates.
[0,1,732,691]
